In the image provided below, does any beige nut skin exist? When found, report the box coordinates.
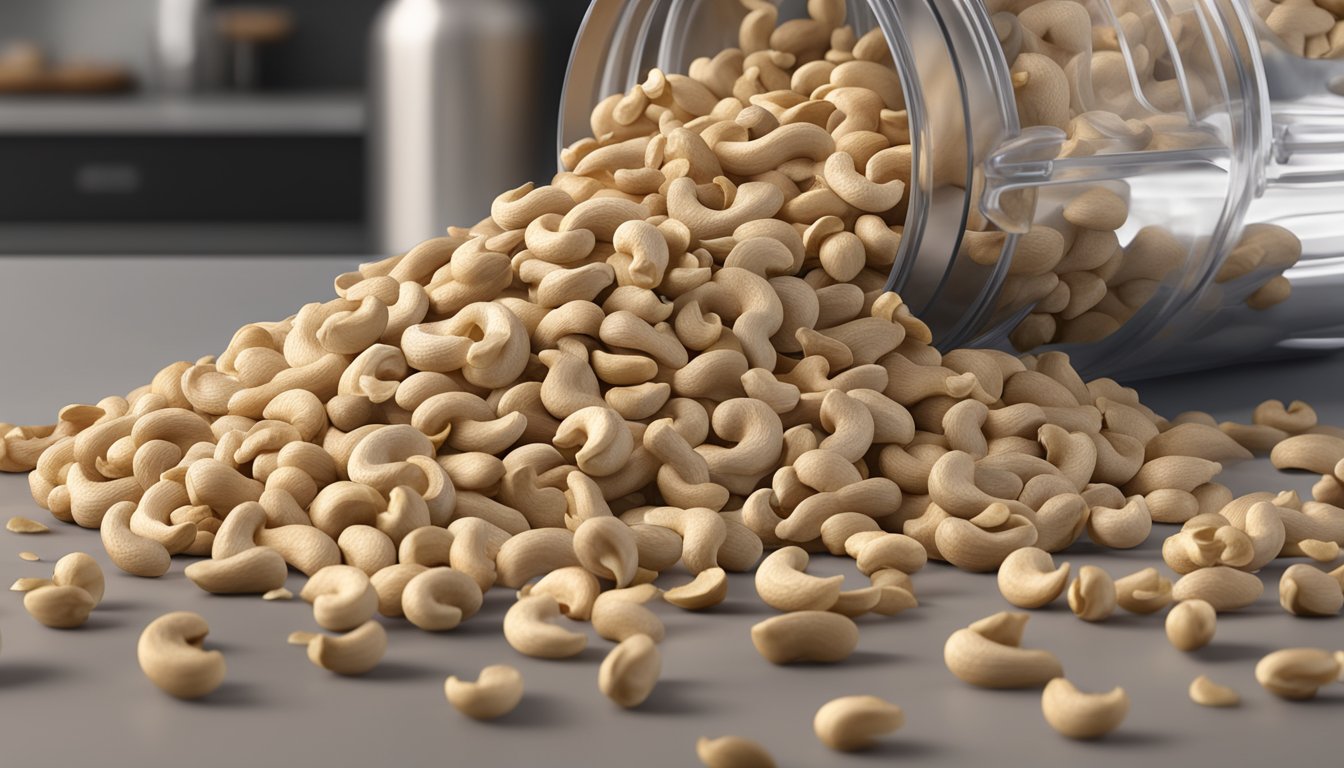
[1041,678,1129,739]
[1165,599,1217,651]
[944,612,1062,689]
[52,552,105,606]
[996,547,1069,609]
[750,611,858,664]
[813,695,904,752]
[1255,648,1342,700]
[598,633,662,708]
[137,611,226,699]
[305,620,388,676]
[445,664,524,720]
[696,736,776,768]
[23,585,96,629]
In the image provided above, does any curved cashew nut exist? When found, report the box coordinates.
[518,565,601,620]
[337,344,406,404]
[666,177,785,240]
[495,528,580,589]
[445,664,525,720]
[347,424,435,493]
[303,620,387,676]
[338,525,397,575]
[503,594,588,659]
[1171,566,1264,611]
[554,407,635,478]
[1255,648,1341,700]
[750,611,858,664]
[1086,496,1151,549]
[599,633,662,709]
[1067,565,1117,621]
[306,481,384,539]
[491,182,575,230]
[23,585,96,628]
[1114,567,1173,615]
[755,546,843,612]
[928,451,1033,519]
[413,392,526,455]
[137,611,226,698]
[997,547,1070,609]
[257,524,342,576]
[643,506,727,574]
[300,565,378,632]
[318,294,389,355]
[1041,678,1129,739]
[943,611,1063,688]
[185,546,288,594]
[101,500,171,577]
[935,513,1039,573]
[401,567,484,631]
[52,552,105,605]
[822,151,905,212]
[696,398,784,492]
[592,586,665,643]
[573,516,640,587]
[819,390,875,463]
[369,562,427,618]
[612,219,670,289]
[663,567,728,611]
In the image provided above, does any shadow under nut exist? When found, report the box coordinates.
[750,611,858,664]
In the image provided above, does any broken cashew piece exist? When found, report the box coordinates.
[1189,675,1239,707]
[445,664,524,720]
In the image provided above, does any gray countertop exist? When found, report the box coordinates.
[1,255,1341,768]
[0,93,365,136]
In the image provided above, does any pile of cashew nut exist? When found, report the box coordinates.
[2,0,1342,759]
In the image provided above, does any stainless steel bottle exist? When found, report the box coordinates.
[369,0,539,255]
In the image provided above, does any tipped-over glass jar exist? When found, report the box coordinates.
[560,0,1344,379]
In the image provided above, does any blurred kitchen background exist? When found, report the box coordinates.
[0,0,589,255]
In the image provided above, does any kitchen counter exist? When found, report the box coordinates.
[0,93,365,136]
[1,255,1342,768]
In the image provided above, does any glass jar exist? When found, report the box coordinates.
[559,0,1344,379]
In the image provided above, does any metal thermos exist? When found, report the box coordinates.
[369,0,539,255]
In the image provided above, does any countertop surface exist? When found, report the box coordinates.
[1,255,1342,768]
[0,93,365,135]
